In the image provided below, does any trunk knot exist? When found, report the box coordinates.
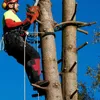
[53,82,60,88]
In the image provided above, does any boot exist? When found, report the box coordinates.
[33,80,49,96]
[33,80,49,90]
[26,59,49,88]
[35,80,49,87]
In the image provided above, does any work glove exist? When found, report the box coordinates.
[21,6,39,30]
[26,11,39,24]
[27,6,40,14]
[26,6,40,24]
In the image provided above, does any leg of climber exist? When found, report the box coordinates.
[4,31,49,88]
[26,58,49,87]
[26,57,49,96]
[25,43,49,87]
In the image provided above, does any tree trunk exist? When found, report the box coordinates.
[62,0,78,100]
[38,0,63,100]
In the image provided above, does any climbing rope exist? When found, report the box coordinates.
[38,93,40,100]
[24,36,27,100]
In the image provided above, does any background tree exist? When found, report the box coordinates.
[78,63,100,100]
[78,82,94,100]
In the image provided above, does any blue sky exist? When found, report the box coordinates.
[0,0,100,100]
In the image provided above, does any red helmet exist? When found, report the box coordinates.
[2,0,18,9]
[4,0,18,4]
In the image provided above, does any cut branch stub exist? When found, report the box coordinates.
[62,67,67,73]
[57,59,62,64]
[78,22,96,28]
[77,28,88,35]
[59,67,67,75]
[70,89,78,99]
[77,42,88,51]
[71,3,77,20]
[69,61,77,72]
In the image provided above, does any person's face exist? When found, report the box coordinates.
[8,2,19,12]
[14,2,19,12]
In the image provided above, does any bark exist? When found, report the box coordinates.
[62,0,78,100]
[38,0,63,100]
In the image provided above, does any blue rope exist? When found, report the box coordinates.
[0,36,4,51]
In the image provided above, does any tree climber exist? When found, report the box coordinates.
[2,0,49,92]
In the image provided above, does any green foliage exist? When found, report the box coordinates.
[86,65,100,91]
[78,65,100,100]
[93,27,100,43]
[78,82,94,100]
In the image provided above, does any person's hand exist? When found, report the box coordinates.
[27,6,40,14]
[26,11,39,24]
[26,6,40,24]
